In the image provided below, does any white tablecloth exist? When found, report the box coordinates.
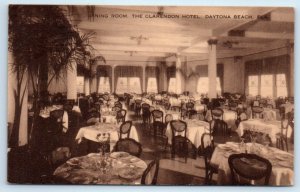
[75,123,139,150]
[237,119,292,143]
[280,103,294,114]
[166,120,210,148]
[210,142,294,185]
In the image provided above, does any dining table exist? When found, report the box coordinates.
[236,119,292,143]
[75,123,139,151]
[210,142,294,185]
[53,152,148,184]
[165,120,210,148]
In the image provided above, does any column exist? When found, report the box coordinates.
[84,77,90,96]
[175,54,184,94]
[207,39,218,99]
[90,64,97,93]
[67,61,77,100]
[143,66,146,93]
[111,65,115,93]
[289,43,294,97]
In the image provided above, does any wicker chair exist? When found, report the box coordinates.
[252,106,264,119]
[141,160,160,185]
[228,153,272,185]
[114,138,142,157]
[201,133,217,184]
[119,121,132,139]
[170,120,189,163]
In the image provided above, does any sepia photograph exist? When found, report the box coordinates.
[7,5,294,186]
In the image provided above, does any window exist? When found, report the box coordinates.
[248,75,259,96]
[76,76,84,93]
[116,77,142,94]
[98,77,111,93]
[196,77,222,95]
[276,74,288,97]
[260,75,273,97]
[168,78,176,93]
[129,77,142,94]
[147,77,158,93]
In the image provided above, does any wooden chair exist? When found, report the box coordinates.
[141,160,160,185]
[201,133,217,184]
[228,153,272,185]
[276,117,290,151]
[116,109,126,123]
[210,119,229,137]
[211,108,224,120]
[152,109,164,123]
[114,138,142,157]
[170,120,189,163]
[252,106,264,119]
[119,121,132,139]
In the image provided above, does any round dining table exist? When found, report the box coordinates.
[210,142,294,185]
[53,152,148,184]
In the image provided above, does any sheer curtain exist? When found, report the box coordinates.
[97,65,112,93]
[166,65,176,93]
[146,66,159,93]
[245,55,290,97]
[114,66,143,94]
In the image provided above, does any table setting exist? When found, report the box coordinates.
[53,151,147,184]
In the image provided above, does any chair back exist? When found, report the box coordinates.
[210,119,228,136]
[186,102,194,110]
[119,121,132,139]
[252,106,264,119]
[114,138,142,157]
[116,109,127,123]
[50,109,64,120]
[170,120,187,138]
[228,153,272,185]
[165,114,173,125]
[141,160,160,185]
[229,102,238,111]
[152,109,164,122]
[211,108,224,120]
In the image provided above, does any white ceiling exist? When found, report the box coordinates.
[64,6,294,59]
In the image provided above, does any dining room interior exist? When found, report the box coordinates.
[7,5,294,185]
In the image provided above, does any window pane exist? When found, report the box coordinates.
[116,77,128,94]
[129,77,142,94]
[76,76,84,93]
[276,74,288,97]
[261,75,273,97]
[98,77,110,93]
[248,75,259,96]
[197,77,208,95]
[147,78,158,93]
[216,77,221,95]
[168,78,176,93]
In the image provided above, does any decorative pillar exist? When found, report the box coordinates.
[111,65,115,93]
[84,77,90,96]
[207,39,218,99]
[67,61,77,100]
[289,42,294,97]
[175,54,184,94]
[90,64,97,93]
[143,66,146,93]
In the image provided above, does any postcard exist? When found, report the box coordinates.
[7,5,294,185]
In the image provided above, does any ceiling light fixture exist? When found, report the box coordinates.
[130,35,149,45]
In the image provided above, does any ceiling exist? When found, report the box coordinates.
[63,6,294,59]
